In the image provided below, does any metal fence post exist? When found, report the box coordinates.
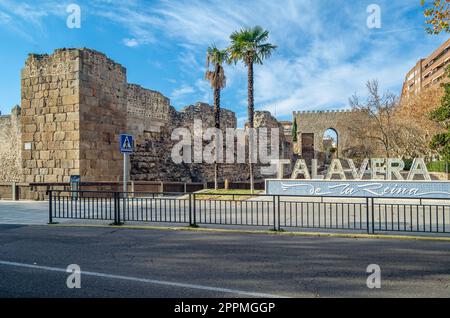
[277,195,281,231]
[117,192,122,225]
[366,197,370,234]
[12,182,18,201]
[189,193,193,226]
[371,198,375,234]
[113,192,117,225]
[48,190,53,224]
[193,193,197,227]
[113,192,122,225]
[272,195,277,231]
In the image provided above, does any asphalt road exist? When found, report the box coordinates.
[0,224,449,297]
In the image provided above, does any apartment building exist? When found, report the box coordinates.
[401,38,450,100]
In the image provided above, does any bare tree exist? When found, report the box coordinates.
[348,80,400,158]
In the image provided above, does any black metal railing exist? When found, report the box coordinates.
[47,190,450,235]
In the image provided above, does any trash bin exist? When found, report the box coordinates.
[70,175,81,200]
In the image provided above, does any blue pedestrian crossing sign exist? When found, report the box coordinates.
[120,134,134,154]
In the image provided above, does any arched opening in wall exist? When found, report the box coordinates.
[322,128,338,165]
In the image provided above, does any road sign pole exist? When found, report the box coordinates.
[120,133,134,200]
[123,153,129,195]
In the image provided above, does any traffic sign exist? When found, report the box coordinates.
[120,134,134,154]
[70,175,81,183]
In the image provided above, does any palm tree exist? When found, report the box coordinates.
[228,26,277,193]
[205,45,228,190]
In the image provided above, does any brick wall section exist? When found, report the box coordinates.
[127,83,170,141]
[20,48,128,183]
[78,49,127,182]
[130,102,250,182]
[21,49,81,183]
[0,106,22,181]
[294,110,368,164]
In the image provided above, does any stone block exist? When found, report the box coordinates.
[66,112,79,122]
[66,150,78,160]
[45,114,54,123]
[21,133,34,142]
[22,151,32,160]
[62,95,78,105]
[43,175,58,183]
[61,141,73,149]
[45,160,55,168]
[61,160,74,169]
[65,131,79,141]
[54,131,65,141]
[55,113,67,122]
[40,151,50,160]
[54,150,67,160]
[24,124,37,133]
[60,122,75,131]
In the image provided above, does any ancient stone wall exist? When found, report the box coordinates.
[127,83,170,141]
[175,103,247,182]
[294,110,368,165]
[15,47,293,184]
[20,48,128,183]
[0,106,22,182]
[254,111,293,177]
[21,49,81,183]
[78,49,127,182]
[130,102,250,182]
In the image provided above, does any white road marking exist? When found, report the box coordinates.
[0,260,288,298]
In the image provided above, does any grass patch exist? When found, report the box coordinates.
[196,189,264,201]
[427,161,448,173]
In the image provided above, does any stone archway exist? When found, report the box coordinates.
[294,110,368,166]
[322,128,338,165]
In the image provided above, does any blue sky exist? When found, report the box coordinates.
[0,0,448,126]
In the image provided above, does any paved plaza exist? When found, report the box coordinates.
[0,201,48,225]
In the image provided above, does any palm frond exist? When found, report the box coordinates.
[205,45,228,90]
[227,26,276,66]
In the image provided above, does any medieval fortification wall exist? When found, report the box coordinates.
[0,48,254,183]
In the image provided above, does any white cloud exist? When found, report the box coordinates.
[195,78,212,102]
[1,0,446,120]
[0,0,72,41]
[171,84,195,103]
[122,38,139,47]
[131,0,438,118]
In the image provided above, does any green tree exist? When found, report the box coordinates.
[429,66,450,161]
[228,26,277,193]
[205,45,228,190]
[291,118,298,143]
[421,0,450,34]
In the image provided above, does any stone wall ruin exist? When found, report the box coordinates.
[0,48,286,184]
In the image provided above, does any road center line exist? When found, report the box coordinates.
[0,260,288,298]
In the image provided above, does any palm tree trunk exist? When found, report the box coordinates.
[247,60,255,194]
[214,65,221,190]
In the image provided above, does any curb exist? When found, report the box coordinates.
[48,223,450,242]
